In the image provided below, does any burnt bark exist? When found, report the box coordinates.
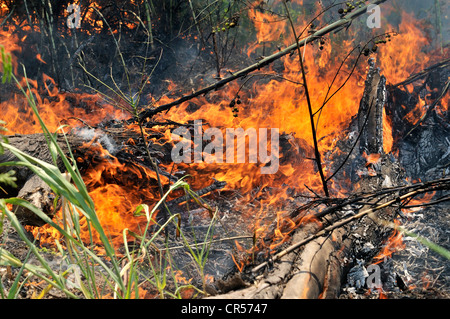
[0,130,166,226]
[358,58,387,155]
[0,133,97,225]
[208,60,401,299]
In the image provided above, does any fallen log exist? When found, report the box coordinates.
[0,130,166,226]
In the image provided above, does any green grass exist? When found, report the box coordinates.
[0,45,215,299]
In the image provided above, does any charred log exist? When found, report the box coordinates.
[358,58,387,155]
[0,130,168,226]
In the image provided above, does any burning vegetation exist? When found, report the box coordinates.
[0,0,449,300]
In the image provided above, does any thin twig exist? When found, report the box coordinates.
[251,177,450,273]
[159,235,253,251]
[283,0,329,197]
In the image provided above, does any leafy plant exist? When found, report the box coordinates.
[0,45,218,298]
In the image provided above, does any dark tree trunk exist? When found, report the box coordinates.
[358,58,387,155]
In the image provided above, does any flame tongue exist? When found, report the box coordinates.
[78,140,170,246]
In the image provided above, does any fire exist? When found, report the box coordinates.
[378,11,431,86]
[382,108,393,154]
[363,152,381,166]
[378,289,388,299]
[401,191,436,215]
[0,1,443,259]
[436,96,448,118]
[247,7,287,56]
[1,86,126,136]
[439,97,448,112]
[36,54,46,64]
[173,269,196,298]
[373,220,405,264]
[81,142,167,246]
[403,95,427,124]
[30,139,167,247]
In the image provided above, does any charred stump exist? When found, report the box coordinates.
[358,58,387,155]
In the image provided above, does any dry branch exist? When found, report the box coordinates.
[138,0,389,121]
[392,57,450,88]
[251,177,450,274]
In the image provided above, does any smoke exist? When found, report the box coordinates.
[75,127,118,155]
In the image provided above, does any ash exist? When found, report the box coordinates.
[340,63,450,299]
[341,203,450,299]
[392,203,450,295]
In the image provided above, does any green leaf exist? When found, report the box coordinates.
[7,247,34,299]
[0,46,12,84]
[0,170,17,189]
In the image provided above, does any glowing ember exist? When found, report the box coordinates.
[373,220,406,264]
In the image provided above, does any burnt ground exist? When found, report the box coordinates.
[338,110,450,298]
[338,200,450,299]
[0,129,448,300]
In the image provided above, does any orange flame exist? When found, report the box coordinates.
[373,220,405,264]
[1,2,442,256]
[382,108,393,154]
